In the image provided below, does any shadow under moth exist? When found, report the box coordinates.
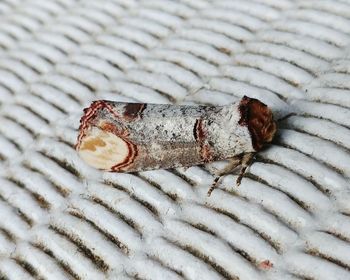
[76,96,277,195]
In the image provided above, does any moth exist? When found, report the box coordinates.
[76,96,277,195]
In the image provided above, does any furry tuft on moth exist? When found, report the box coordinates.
[76,96,277,196]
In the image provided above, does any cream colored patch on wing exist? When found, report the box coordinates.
[78,127,129,170]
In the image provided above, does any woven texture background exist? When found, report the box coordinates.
[0,0,350,279]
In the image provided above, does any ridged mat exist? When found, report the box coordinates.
[0,0,349,279]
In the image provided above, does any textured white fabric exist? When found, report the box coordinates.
[0,1,350,279]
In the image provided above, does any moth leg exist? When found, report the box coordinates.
[207,156,242,197]
[236,152,255,186]
[207,153,255,196]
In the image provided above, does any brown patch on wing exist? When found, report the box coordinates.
[194,119,213,162]
[80,137,106,151]
[123,103,146,120]
[238,96,277,151]
[100,121,129,138]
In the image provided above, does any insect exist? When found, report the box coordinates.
[76,96,277,195]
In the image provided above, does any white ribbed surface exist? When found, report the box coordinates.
[0,1,350,279]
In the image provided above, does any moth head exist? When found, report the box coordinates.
[239,96,277,151]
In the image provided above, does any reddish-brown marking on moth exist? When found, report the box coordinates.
[111,138,138,171]
[76,100,122,149]
[238,96,277,151]
[259,260,273,270]
[100,121,129,138]
[77,101,105,148]
[97,122,138,171]
[193,119,199,141]
[202,143,213,162]
[194,119,206,142]
[194,119,213,162]
[123,103,146,120]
